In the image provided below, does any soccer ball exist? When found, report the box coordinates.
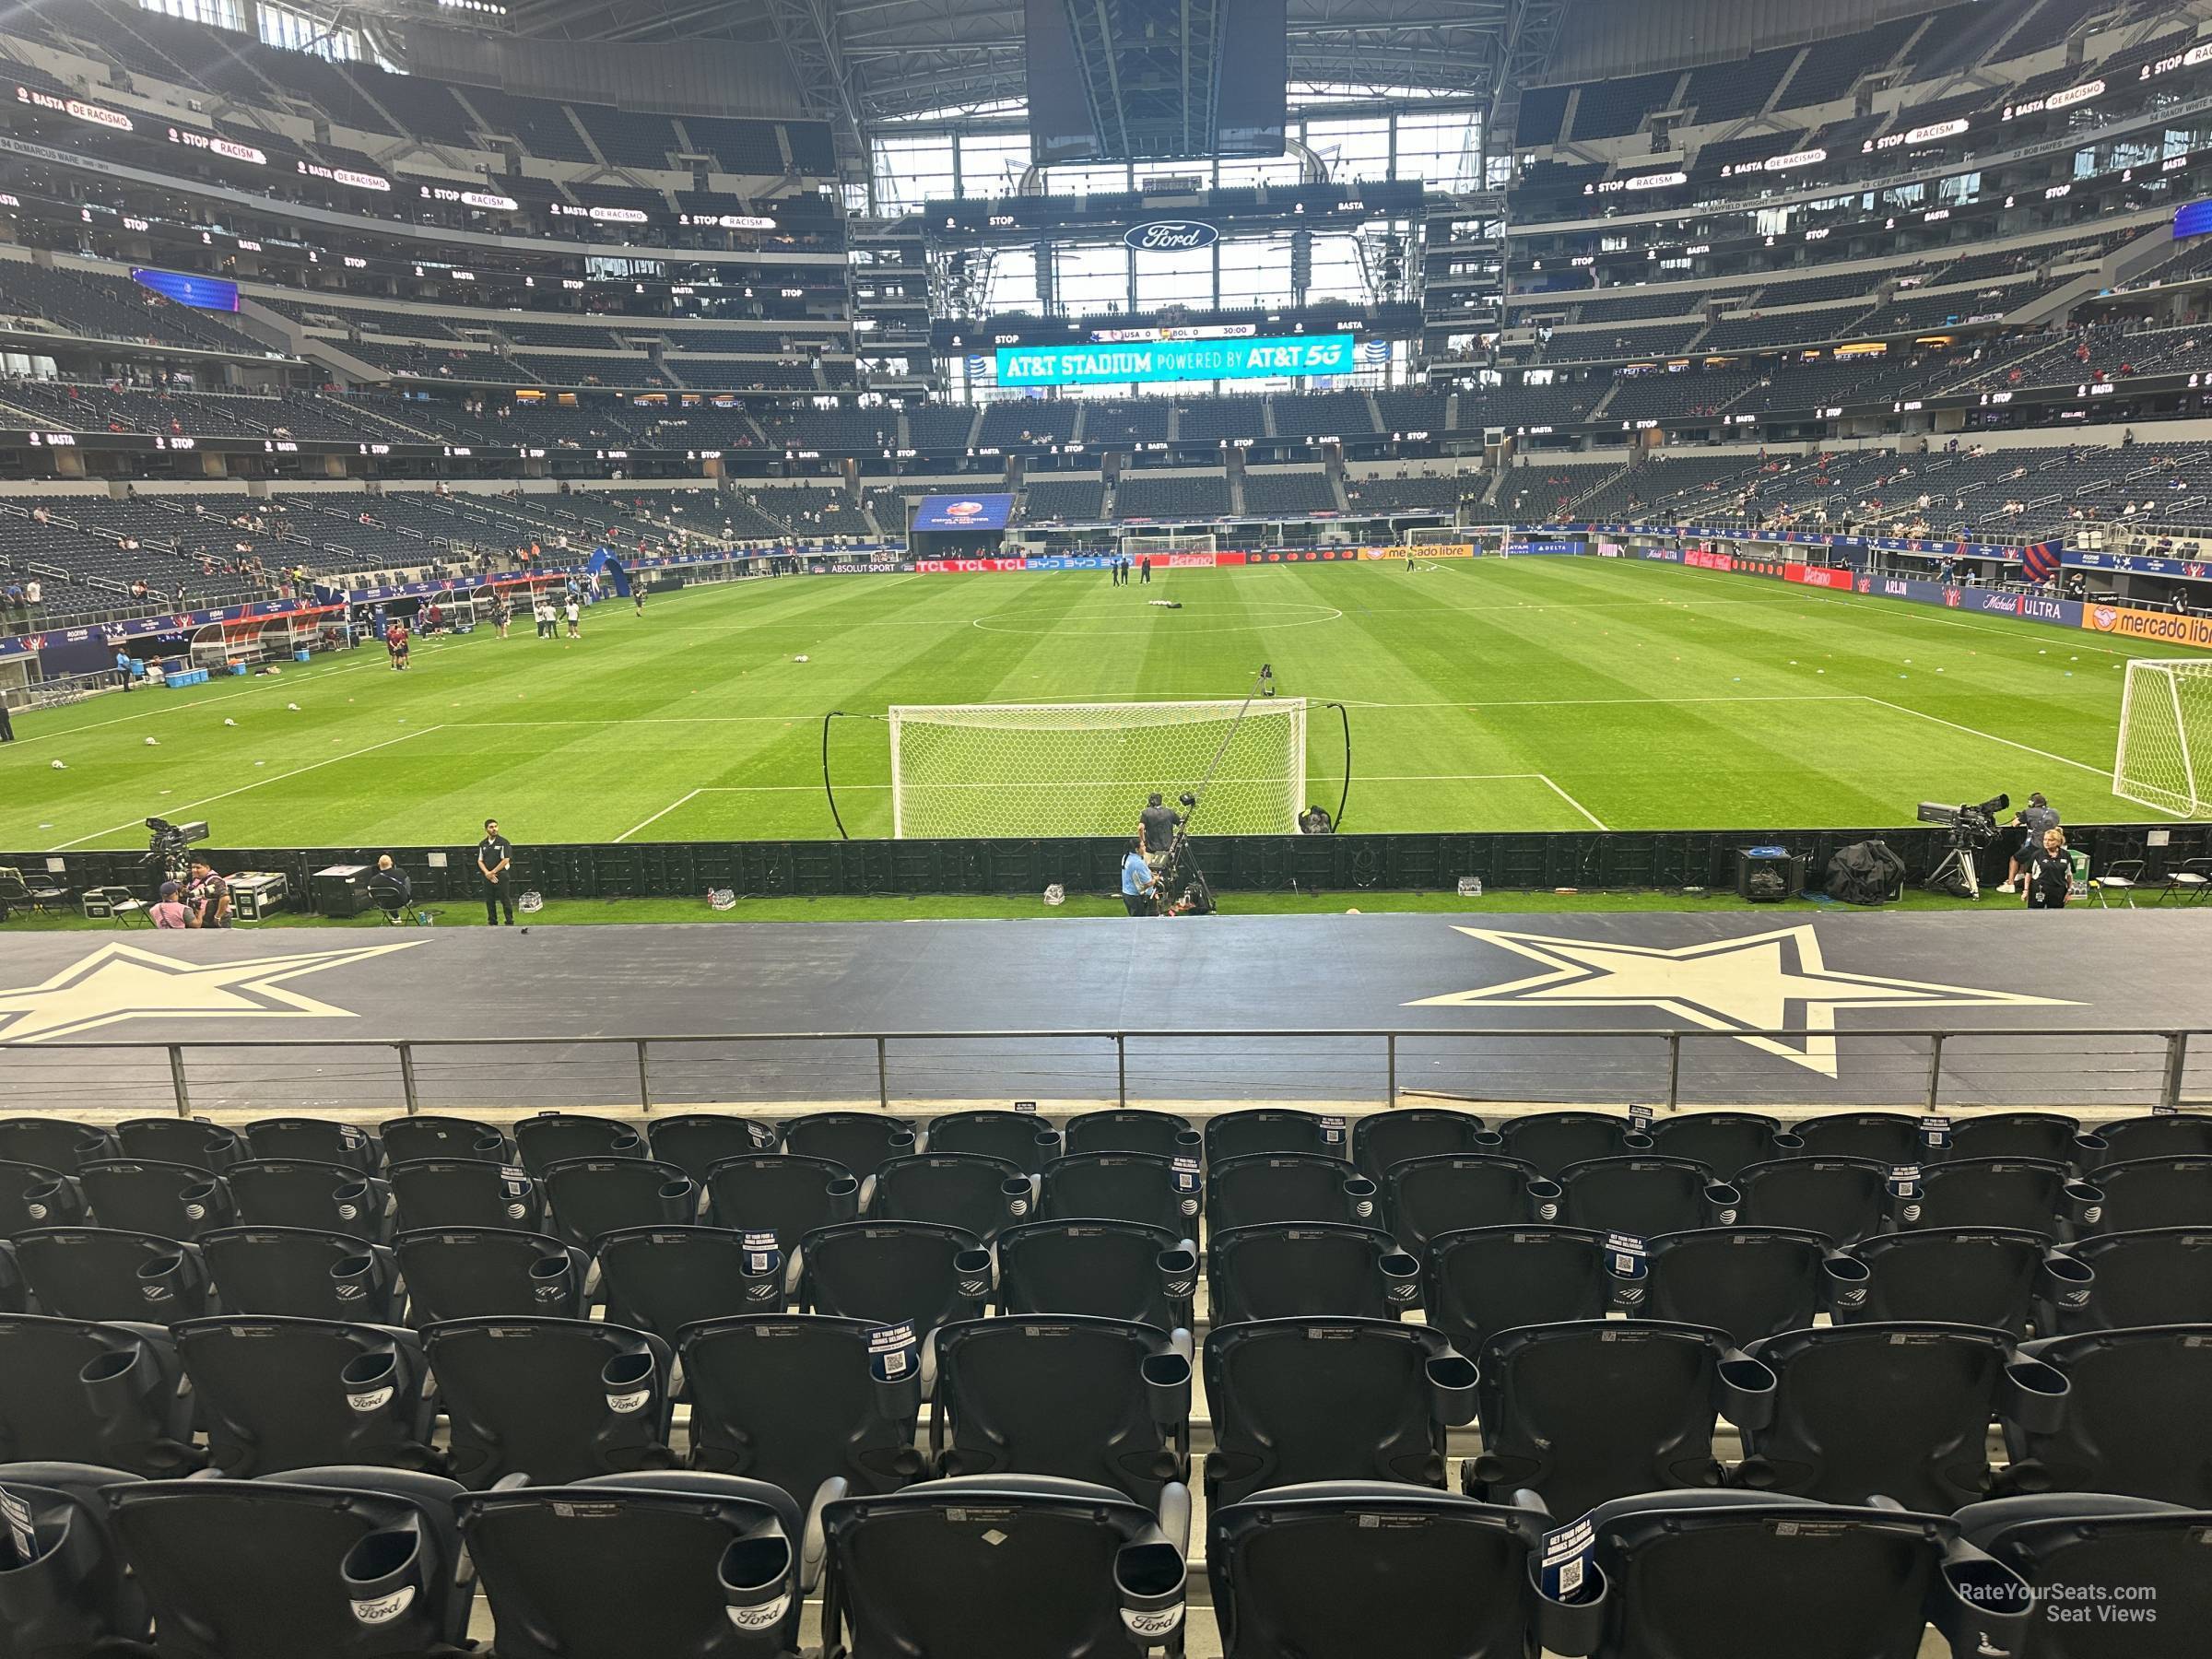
[794,654,809,663]
[50,759,65,770]
[145,736,159,746]
[223,718,236,726]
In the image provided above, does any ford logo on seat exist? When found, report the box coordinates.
[1124,220,1218,252]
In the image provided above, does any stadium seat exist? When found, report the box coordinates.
[1792,1112,1924,1166]
[176,1315,438,1476]
[393,1226,591,1324]
[1637,1227,1831,1343]
[818,1476,1190,1659]
[779,1112,917,1184]
[1464,1319,1773,1520]
[0,1460,152,1654]
[77,1158,233,1239]
[1954,1493,2212,1659]
[1205,1108,1340,1162]
[376,1113,512,1165]
[0,1314,199,1474]
[425,1315,674,1487]
[1492,1110,1630,1177]
[2037,1227,2212,1333]
[0,1119,112,1175]
[1829,1228,2054,1332]
[1421,1225,1617,1356]
[1207,1222,1420,1323]
[512,1112,648,1175]
[11,1228,212,1322]
[931,1316,1192,1505]
[1209,1480,1549,1659]
[1206,1152,1376,1232]
[1039,1150,1196,1235]
[1900,1158,2098,1233]
[1735,1323,2066,1510]
[457,1471,812,1659]
[1348,1107,1490,1183]
[2085,1112,2212,1162]
[1554,1491,2033,1659]
[0,1240,20,1314]
[112,1116,245,1170]
[680,1313,925,1506]
[923,1107,1064,1171]
[106,1467,475,1658]
[0,1161,82,1237]
[2072,1156,2212,1233]
[226,1158,390,1241]
[1732,1156,1889,1243]
[2002,1324,2212,1504]
[701,1153,862,1244]
[866,1151,1033,1241]
[1384,1155,1554,1257]
[201,1225,401,1322]
[1642,1111,1794,1178]
[1203,1317,1476,1507]
[241,1116,382,1171]
[1943,1112,2083,1165]
[641,1112,777,1183]
[1061,1108,1200,1159]
[540,1155,698,1247]
[796,1221,990,1332]
[597,1224,788,1338]
[993,1218,1196,1329]
[1552,1155,1738,1236]
[388,1157,542,1232]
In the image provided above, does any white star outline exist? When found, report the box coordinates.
[0,940,428,1044]
[1406,924,2077,1077]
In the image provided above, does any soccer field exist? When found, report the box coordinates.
[0,557,2183,852]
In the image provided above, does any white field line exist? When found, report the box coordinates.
[613,788,703,843]
[7,658,376,747]
[1535,773,1610,830]
[1855,696,2184,813]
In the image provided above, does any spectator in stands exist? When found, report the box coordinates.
[149,881,190,930]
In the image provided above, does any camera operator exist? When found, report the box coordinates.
[1139,792,1182,865]
[2007,793,2060,895]
[1120,837,1161,916]
[184,859,231,929]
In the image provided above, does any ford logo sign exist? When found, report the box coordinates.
[1124,220,1218,252]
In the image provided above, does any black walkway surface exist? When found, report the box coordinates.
[0,911,2205,1113]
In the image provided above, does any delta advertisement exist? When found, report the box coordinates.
[994,334,1358,388]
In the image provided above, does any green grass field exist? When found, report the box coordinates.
[0,557,2183,852]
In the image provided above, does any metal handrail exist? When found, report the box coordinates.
[2,1025,2201,1118]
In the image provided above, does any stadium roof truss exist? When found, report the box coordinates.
[507,0,1552,128]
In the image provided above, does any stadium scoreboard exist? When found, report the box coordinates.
[996,332,1357,387]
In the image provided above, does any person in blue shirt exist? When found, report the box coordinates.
[1120,838,1159,916]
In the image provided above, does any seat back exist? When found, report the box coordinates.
[0,1120,112,1176]
[1423,1226,1615,1357]
[202,1226,400,1322]
[1835,1229,2051,1333]
[457,1473,805,1659]
[227,1159,389,1241]
[1644,1112,1785,1179]
[106,1470,472,1659]
[394,1227,590,1324]
[2040,1227,2212,1334]
[1554,1156,1733,1237]
[1206,1152,1373,1232]
[1953,1494,2212,1659]
[1907,1159,2082,1233]
[796,1221,989,1332]
[2078,1156,2212,1234]
[933,1316,1191,1506]
[426,1316,674,1488]
[1348,1109,1489,1185]
[1061,1108,1197,1159]
[1793,1112,1924,1166]
[867,1152,1032,1241]
[13,1228,211,1323]
[1494,1112,1628,1178]
[0,1460,151,1655]
[982,1217,1188,1326]
[820,1477,1186,1659]
[1202,1318,1474,1508]
[242,1117,382,1171]
[778,1113,915,1183]
[1733,1157,1889,1244]
[512,1112,648,1176]
[175,1316,439,1477]
[112,1117,245,1171]
[78,1159,234,1239]
[0,1160,80,1238]
[388,1157,541,1232]
[0,1314,198,1475]
[1205,1109,1335,1162]
[597,1226,788,1339]
[2007,1324,2212,1505]
[541,1156,698,1248]
[1039,1151,1195,1235]
[1208,1223,1418,1324]
[680,1313,925,1508]
[643,1113,778,1184]
[1639,1228,1830,1344]
[2089,1113,2212,1163]
[1383,1155,1547,1257]
[1944,1112,2082,1165]
[376,1114,511,1165]
[924,1109,1064,1171]
[701,1154,860,1245]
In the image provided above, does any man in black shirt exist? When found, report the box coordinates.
[477,818,514,925]
[1139,792,1182,865]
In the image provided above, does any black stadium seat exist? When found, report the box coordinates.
[2038,1227,2212,1334]
[1207,1222,1419,1323]
[201,1225,401,1322]
[1792,1112,1924,1166]
[1643,1112,1791,1178]
[1039,1150,1195,1235]
[641,1112,776,1183]
[1382,1154,1552,1257]
[1553,1155,1737,1237]
[243,1116,382,1171]
[1828,1228,2053,1333]
[1900,1159,2093,1234]
[796,1220,991,1332]
[377,1113,511,1165]
[426,1316,675,1487]
[1955,1493,2212,1659]
[1732,1156,1889,1244]
[1205,1108,1338,1162]
[0,1160,82,1236]
[1206,1152,1375,1232]
[78,1158,233,1239]
[866,1151,1033,1241]
[226,1159,389,1241]
[394,1226,591,1323]
[1349,1107,1489,1183]
[1638,1227,1830,1343]
[540,1155,698,1247]
[388,1157,542,1232]
[107,1467,476,1659]
[597,1224,788,1338]
[1944,1112,2083,1165]
[2085,1112,2212,1163]
[994,1218,1196,1329]
[1422,1225,1616,1356]
[512,1112,648,1176]
[112,1116,245,1170]
[924,1107,1064,1171]
[175,1315,439,1477]
[457,1472,812,1659]
[0,1460,153,1654]
[1061,1107,1199,1159]
[0,1314,199,1475]
[2004,1324,2212,1505]
[1493,1110,1627,1177]
[2076,1156,2212,1233]
[0,1119,112,1174]
[11,1227,212,1323]
[701,1153,861,1245]
[780,1113,916,1184]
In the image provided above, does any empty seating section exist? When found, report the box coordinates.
[1701,304,1879,353]
[679,115,790,174]
[0,261,269,353]
[1076,400,1172,443]
[1172,395,1271,442]
[1241,469,1339,516]
[1269,391,1374,438]
[570,105,681,169]
[1681,48,1798,122]
[1019,478,1107,524]
[1116,473,1233,521]
[1498,462,1627,522]
[977,401,1080,447]
[1606,365,1762,423]
[904,404,981,448]
[1569,69,1680,140]
[1779,16,1922,106]
[1339,473,1472,514]
[510,353,672,389]
[1545,323,1704,363]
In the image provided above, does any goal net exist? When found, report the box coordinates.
[888,700,1307,839]
[2114,658,2212,817]
[1121,532,1216,557]
[1405,524,1478,548]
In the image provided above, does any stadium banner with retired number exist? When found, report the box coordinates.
[2080,602,2212,650]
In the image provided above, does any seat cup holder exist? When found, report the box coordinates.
[1001,1176,1034,1222]
[78,1342,150,1416]
[2061,1180,2104,1230]
[341,1348,401,1416]
[825,1175,862,1223]
[1157,1246,1197,1302]
[1525,1178,1563,1223]
[657,1178,698,1221]
[1114,1540,1187,1649]
[22,1179,79,1226]
[1620,1132,1656,1153]
[1770,1132,1807,1156]
[719,1535,795,1635]
[601,1349,658,1415]
[180,1179,226,1229]
[340,1527,424,1630]
[1381,1251,1422,1309]
[954,1248,994,1304]
[1426,1353,1479,1424]
[1141,1349,1193,1424]
[1704,1182,1743,1225]
[1343,1176,1378,1222]
[2039,1251,2094,1318]
[1470,1130,1506,1152]
[2002,1357,2070,1435]
[530,1252,579,1309]
[134,1253,191,1312]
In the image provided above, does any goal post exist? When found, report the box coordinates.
[887,700,1307,838]
[2114,658,2212,817]
[1404,524,1479,549]
[1120,532,1217,557]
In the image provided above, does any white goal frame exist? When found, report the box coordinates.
[2114,657,2212,817]
[1403,524,1477,549]
[1120,532,1217,556]
[887,699,1308,839]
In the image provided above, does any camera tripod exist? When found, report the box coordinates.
[1925,837,1984,900]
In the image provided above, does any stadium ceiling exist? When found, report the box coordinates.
[502,0,1567,134]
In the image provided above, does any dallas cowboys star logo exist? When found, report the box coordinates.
[0,941,427,1044]
[1407,924,2075,1077]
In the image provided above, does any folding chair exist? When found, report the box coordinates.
[0,1460,152,1654]
[176,1315,439,1476]
[0,1314,200,1475]
[994,1218,1196,1330]
[2090,855,2145,908]
[425,1316,674,1488]
[394,1226,591,1324]
[2156,855,2211,904]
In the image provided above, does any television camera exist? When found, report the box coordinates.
[144,817,210,888]
[1916,794,2008,899]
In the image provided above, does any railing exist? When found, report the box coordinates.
[1,1025,2204,1118]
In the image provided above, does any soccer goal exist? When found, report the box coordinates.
[887,700,1307,838]
[1121,532,1217,558]
[1404,524,1479,550]
[2114,658,2212,817]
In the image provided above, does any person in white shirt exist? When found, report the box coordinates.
[563,597,582,639]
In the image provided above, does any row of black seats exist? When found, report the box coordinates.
[11,1464,2200,1659]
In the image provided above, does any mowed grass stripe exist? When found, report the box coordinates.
[0,560,2179,849]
